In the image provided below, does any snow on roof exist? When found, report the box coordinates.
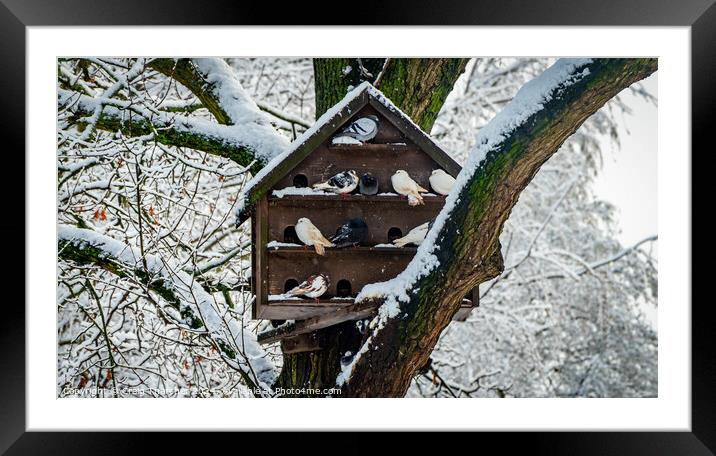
[234,81,454,223]
[340,58,595,387]
[234,82,371,217]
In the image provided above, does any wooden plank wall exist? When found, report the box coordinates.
[254,103,479,323]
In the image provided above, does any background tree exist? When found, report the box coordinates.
[57,57,657,398]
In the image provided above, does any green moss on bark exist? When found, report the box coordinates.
[313,58,354,118]
[59,239,203,329]
[376,58,469,131]
[74,112,266,174]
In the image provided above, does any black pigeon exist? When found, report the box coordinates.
[330,218,368,248]
[359,173,379,195]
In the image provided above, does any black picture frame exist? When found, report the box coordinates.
[4,0,711,452]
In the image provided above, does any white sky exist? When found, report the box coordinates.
[592,73,658,247]
[591,73,658,328]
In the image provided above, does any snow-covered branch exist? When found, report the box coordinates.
[517,235,658,285]
[255,100,311,129]
[59,58,289,172]
[339,58,658,395]
[59,88,286,171]
[149,58,285,130]
[58,224,278,395]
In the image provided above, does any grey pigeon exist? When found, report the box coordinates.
[330,218,368,248]
[359,173,379,195]
[335,115,379,142]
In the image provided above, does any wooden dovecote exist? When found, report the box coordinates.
[235,82,478,338]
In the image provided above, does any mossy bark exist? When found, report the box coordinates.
[313,58,468,133]
[67,103,266,175]
[375,58,470,132]
[313,58,357,117]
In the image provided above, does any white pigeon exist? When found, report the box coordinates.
[392,222,430,247]
[295,217,335,255]
[333,115,379,143]
[429,169,456,196]
[283,274,330,303]
[312,170,359,195]
[391,170,428,206]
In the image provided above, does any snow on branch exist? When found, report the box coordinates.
[255,100,312,129]
[355,59,594,308]
[58,224,278,394]
[150,57,312,133]
[517,235,658,284]
[59,87,288,168]
[191,58,275,126]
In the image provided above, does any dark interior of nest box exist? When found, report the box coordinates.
[271,106,439,194]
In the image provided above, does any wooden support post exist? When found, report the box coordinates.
[280,333,323,354]
[258,301,377,345]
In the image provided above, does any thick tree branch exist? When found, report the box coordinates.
[148,58,274,129]
[149,58,234,125]
[340,58,658,397]
[59,88,286,174]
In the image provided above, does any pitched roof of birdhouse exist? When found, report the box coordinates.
[234,81,461,225]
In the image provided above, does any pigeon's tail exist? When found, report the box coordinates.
[313,239,335,256]
[408,193,424,206]
[416,184,429,193]
[282,287,304,299]
[330,233,351,248]
[392,235,412,248]
[317,232,335,246]
[312,182,335,191]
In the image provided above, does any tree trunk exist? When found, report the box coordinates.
[274,321,364,396]
[275,58,469,396]
[375,58,470,132]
